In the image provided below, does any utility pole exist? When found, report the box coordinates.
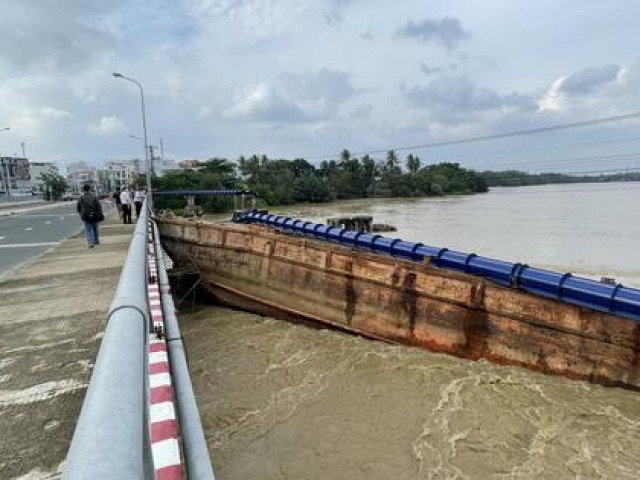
[0,127,10,198]
[2,159,13,199]
[21,142,26,158]
[149,145,155,177]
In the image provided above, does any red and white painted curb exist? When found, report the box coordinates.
[147,225,183,479]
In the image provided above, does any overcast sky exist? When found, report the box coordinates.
[1,0,640,172]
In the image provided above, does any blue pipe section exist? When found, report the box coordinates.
[154,189,252,196]
[235,211,640,322]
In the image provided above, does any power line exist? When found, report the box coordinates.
[447,151,640,170]
[305,111,640,160]
[422,136,640,162]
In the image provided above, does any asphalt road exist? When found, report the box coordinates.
[0,203,111,277]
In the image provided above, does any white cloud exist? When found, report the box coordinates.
[224,69,357,123]
[0,0,123,75]
[559,64,620,95]
[404,76,536,120]
[89,116,127,136]
[395,16,469,50]
[0,1,639,167]
[539,63,639,114]
[223,83,309,122]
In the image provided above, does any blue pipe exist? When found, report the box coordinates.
[154,189,252,196]
[235,212,640,322]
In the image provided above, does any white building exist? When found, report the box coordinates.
[154,158,179,176]
[104,160,138,191]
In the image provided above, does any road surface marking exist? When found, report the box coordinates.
[0,236,5,241]
[10,214,74,218]
[0,242,59,248]
[24,227,33,231]
[45,221,52,225]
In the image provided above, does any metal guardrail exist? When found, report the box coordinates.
[65,198,214,479]
[151,221,216,480]
[64,199,152,479]
[235,212,640,322]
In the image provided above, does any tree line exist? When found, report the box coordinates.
[153,149,489,212]
[480,169,640,187]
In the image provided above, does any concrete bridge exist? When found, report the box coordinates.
[0,202,214,479]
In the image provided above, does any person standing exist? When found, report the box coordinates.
[120,186,133,224]
[133,187,146,219]
[77,184,104,249]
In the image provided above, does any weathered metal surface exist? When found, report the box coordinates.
[157,218,640,389]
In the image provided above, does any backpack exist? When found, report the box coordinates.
[81,195,105,222]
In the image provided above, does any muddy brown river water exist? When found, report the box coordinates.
[183,183,640,479]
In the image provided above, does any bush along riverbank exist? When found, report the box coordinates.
[152,149,489,213]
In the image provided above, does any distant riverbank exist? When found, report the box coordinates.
[206,182,640,287]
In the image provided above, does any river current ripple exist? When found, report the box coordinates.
[186,183,640,479]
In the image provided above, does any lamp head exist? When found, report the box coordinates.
[112,72,123,78]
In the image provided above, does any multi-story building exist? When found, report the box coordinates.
[179,159,202,170]
[68,169,99,193]
[104,160,138,191]
[0,156,31,194]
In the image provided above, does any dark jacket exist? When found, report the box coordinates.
[77,193,103,222]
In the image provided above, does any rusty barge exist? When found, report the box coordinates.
[157,214,640,389]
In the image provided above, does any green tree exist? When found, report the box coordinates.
[152,151,490,214]
[39,171,68,200]
[406,153,421,175]
[339,148,351,166]
[385,149,399,172]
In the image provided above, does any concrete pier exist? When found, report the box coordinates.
[0,214,134,478]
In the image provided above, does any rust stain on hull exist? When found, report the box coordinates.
[157,218,640,390]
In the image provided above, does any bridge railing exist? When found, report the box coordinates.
[64,199,215,479]
[64,199,152,479]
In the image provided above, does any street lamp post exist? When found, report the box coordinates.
[112,73,151,192]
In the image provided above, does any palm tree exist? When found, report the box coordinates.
[406,154,421,174]
[386,149,398,171]
[201,158,235,176]
[339,149,351,167]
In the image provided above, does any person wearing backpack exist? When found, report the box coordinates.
[76,184,104,249]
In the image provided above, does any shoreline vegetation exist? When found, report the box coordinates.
[152,149,640,213]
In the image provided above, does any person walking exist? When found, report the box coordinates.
[77,184,104,249]
[133,187,146,219]
[113,187,122,219]
[120,186,133,224]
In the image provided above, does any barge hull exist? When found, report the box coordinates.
[157,218,640,389]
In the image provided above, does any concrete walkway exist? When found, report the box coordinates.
[0,214,134,478]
